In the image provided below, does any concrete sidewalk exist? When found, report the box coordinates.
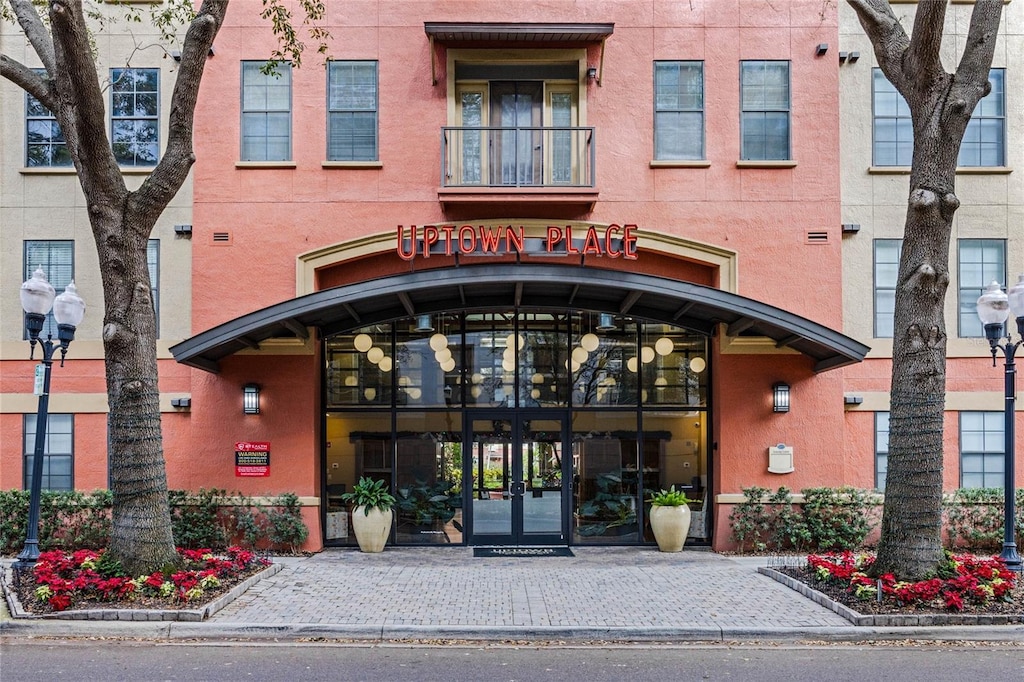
[3,548,1023,642]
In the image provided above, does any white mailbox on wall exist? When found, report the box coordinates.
[768,443,794,474]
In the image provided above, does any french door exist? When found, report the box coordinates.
[468,411,568,545]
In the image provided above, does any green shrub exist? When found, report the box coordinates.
[800,486,875,551]
[168,488,229,549]
[265,492,309,554]
[729,486,773,553]
[944,487,1024,551]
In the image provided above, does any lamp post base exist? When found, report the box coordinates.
[1000,544,1022,573]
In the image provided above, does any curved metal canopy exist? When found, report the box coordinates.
[170,264,869,374]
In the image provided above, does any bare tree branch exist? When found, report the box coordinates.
[905,0,947,85]
[134,0,226,217]
[0,53,53,108]
[956,0,1003,88]
[48,0,123,208]
[8,0,56,74]
[846,0,910,92]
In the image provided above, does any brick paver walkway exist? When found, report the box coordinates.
[212,548,851,630]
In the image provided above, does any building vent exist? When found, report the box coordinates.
[211,232,232,245]
[805,230,829,245]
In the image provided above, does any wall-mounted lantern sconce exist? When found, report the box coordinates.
[586,67,598,81]
[816,43,829,56]
[243,383,261,414]
[414,314,434,332]
[596,313,617,331]
[773,382,790,413]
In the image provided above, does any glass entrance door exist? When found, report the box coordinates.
[469,411,567,545]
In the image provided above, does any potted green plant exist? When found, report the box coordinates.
[647,486,693,552]
[341,477,396,553]
[395,479,460,542]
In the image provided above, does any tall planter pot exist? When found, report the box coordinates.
[351,506,393,553]
[649,504,691,552]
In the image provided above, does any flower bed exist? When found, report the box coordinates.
[24,546,270,613]
[806,551,1017,612]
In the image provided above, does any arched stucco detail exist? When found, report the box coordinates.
[296,221,739,297]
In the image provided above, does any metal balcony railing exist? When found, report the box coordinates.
[441,126,595,189]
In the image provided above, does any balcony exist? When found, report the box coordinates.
[439,126,598,212]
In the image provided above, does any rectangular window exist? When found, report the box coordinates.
[959,69,1005,167]
[960,412,1005,489]
[25,69,71,167]
[327,60,378,161]
[111,68,159,166]
[875,412,889,491]
[873,239,902,338]
[241,61,292,161]
[24,240,74,339]
[23,413,74,492]
[958,239,1006,338]
[872,68,912,166]
[740,60,790,161]
[148,239,160,336]
[873,68,1004,167]
[654,61,704,160]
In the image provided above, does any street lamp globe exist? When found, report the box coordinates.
[1007,274,1024,322]
[976,280,1009,327]
[53,280,86,328]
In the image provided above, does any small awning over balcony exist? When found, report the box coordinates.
[424,22,614,45]
[171,264,869,374]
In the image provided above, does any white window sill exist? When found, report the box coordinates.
[20,167,76,175]
[735,160,796,168]
[650,160,711,168]
[235,161,297,169]
[869,166,1012,175]
[322,161,383,169]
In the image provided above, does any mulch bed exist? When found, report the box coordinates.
[8,562,270,616]
[776,565,1024,617]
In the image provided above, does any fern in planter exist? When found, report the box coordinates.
[342,477,396,514]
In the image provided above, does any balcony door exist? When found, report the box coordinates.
[469,411,568,545]
[454,77,579,187]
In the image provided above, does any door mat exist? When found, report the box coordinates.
[473,547,574,558]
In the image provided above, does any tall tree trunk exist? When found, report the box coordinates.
[848,0,1003,580]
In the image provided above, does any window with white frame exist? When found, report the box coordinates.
[960,412,1005,489]
[327,61,378,161]
[873,68,1005,167]
[25,69,71,167]
[875,412,889,491]
[111,68,159,166]
[241,61,292,161]
[654,61,704,160]
[873,239,902,338]
[959,69,1005,167]
[958,239,1006,338]
[24,240,73,339]
[23,413,73,492]
[148,239,160,336]
[740,60,790,161]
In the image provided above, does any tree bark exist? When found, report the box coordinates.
[847,0,1003,579]
[2,0,226,575]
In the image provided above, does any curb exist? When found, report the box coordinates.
[1,561,283,623]
[4,619,1024,643]
[758,567,1024,627]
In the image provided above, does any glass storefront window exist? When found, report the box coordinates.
[518,314,569,407]
[395,411,463,544]
[571,313,638,407]
[641,324,708,407]
[571,411,640,543]
[325,411,392,546]
[465,313,516,408]
[640,410,708,542]
[396,314,461,408]
[327,325,392,407]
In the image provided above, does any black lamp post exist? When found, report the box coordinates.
[13,267,85,575]
[976,280,1023,572]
